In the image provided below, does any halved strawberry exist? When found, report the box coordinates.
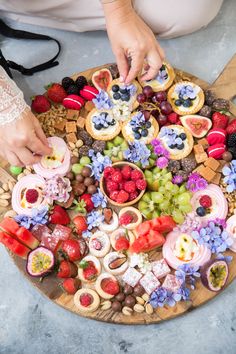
[101,278,120,295]
[50,205,70,225]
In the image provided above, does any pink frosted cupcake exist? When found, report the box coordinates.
[33,137,70,179]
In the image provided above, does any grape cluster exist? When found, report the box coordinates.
[137,86,172,127]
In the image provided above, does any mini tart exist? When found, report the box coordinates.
[138,61,175,92]
[33,136,70,179]
[78,255,101,283]
[118,207,142,230]
[162,230,211,270]
[103,251,128,275]
[168,81,204,115]
[95,273,119,299]
[191,184,228,222]
[11,174,48,216]
[158,125,193,160]
[110,228,136,250]
[85,108,121,141]
[107,78,142,112]
[74,289,100,313]
[226,215,236,252]
[99,211,119,232]
[88,231,111,257]
[122,114,159,144]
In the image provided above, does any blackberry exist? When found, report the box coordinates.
[167,160,181,174]
[66,84,80,95]
[61,77,74,90]
[204,90,216,106]
[75,75,87,90]
[181,156,197,173]
[227,133,236,148]
[199,105,212,118]
[228,147,236,159]
[78,145,90,157]
[177,170,189,182]
[92,140,106,154]
[212,98,230,111]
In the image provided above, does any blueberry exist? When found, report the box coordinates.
[141,129,148,137]
[146,121,151,128]
[175,99,182,106]
[177,143,185,150]
[95,124,103,130]
[110,119,116,126]
[132,127,140,133]
[179,133,187,140]
[183,99,192,107]
[113,92,121,100]
[120,88,128,94]
[112,85,119,92]
[121,94,130,102]
[196,206,206,217]
[134,133,141,140]
[169,144,177,149]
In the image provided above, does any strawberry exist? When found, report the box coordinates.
[226,119,236,134]
[111,170,123,183]
[73,215,87,234]
[81,261,98,280]
[119,213,133,226]
[103,166,115,179]
[57,260,78,278]
[109,190,119,201]
[31,95,51,113]
[62,278,81,295]
[124,181,136,193]
[80,293,92,307]
[136,179,147,191]
[167,112,179,124]
[80,194,94,212]
[61,239,82,262]
[131,169,143,181]
[106,180,119,192]
[50,205,70,225]
[116,190,129,203]
[101,278,120,295]
[46,83,67,103]
[212,112,229,129]
[115,237,130,251]
[121,165,132,180]
[129,191,138,201]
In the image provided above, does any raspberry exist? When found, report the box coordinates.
[124,181,136,193]
[131,169,143,181]
[199,195,212,208]
[136,179,147,191]
[121,165,132,180]
[91,239,102,250]
[106,180,118,192]
[176,120,182,126]
[167,112,179,124]
[118,181,125,190]
[104,166,115,179]
[101,278,120,295]
[111,171,123,183]
[115,237,130,251]
[80,293,92,307]
[119,213,133,226]
[129,191,138,201]
[109,190,119,201]
[25,189,39,203]
[116,190,129,203]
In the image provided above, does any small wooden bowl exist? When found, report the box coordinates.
[100,162,146,208]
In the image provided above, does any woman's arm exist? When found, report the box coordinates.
[101,0,165,84]
[0,66,51,166]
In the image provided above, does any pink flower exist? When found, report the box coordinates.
[156,156,169,169]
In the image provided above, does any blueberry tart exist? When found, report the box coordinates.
[138,61,175,92]
[86,108,121,140]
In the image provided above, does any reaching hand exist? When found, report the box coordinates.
[0,109,52,166]
[104,2,165,84]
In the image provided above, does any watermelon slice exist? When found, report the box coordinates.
[15,227,39,250]
[0,231,30,259]
[0,217,20,235]
[130,230,165,253]
[150,216,176,234]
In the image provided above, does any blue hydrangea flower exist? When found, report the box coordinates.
[175,264,200,289]
[123,141,151,167]
[126,84,137,96]
[82,230,93,239]
[86,210,104,230]
[175,286,191,301]
[175,85,197,100]
[14,206,49,229]
[92,112,113,128]
[216,253,233,264]
[129,112,146,129]
[222,160,236,192]
[91,188,107,208]
[149,287,180,308]
[88,149,112,181]
[192,220,233,254]
[156,65,168,83]
[92,90,114,110]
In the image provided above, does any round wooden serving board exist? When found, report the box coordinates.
[1,55,236,324]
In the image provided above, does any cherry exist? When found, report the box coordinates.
[160,101,172,115]
[143,85,153,98]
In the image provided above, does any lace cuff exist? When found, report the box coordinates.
[0,66,30,126]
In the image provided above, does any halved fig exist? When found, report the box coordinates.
[26,246,54,277]
[92,68,112,91]
[201,259,229,292]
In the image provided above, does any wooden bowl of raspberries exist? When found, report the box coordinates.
[100,162,147,207]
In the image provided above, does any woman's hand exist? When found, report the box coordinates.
[103,0,165,84]
[0,109,51,166]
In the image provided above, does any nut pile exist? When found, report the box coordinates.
[36,105,67,137]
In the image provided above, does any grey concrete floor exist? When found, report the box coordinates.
[1,0,236,353]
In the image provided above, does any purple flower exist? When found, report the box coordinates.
[87,210,104,231]
[175,264,200,289]
[156,156,169,169]
[151,138,162,147]
[43,175,72,203]
[92,90,114,110]
[175,286,191,301]
[222,160,236,192]
[88,150,112,181]
[82,230,93,239]
[175,84,197,100]
[123,141,151,167]
[186,172,208,192]
[172,175,183,185]
[150,286,183,308]
[156,66,168,84]
[91,188,107,208]
[130,112,146,129]
[14,206,49,229]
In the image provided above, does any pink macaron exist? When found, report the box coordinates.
[80,85,99,101]
[63,94,85,110]
[207,143,226,159]
[206,128,227,145]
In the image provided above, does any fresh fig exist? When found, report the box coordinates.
[201,259,229,292]
[26,246,55,277]
[92,68,112,91]
[180,115,212,138]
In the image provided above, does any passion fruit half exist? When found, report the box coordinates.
[200,259,229,292]
[26,246,55,277]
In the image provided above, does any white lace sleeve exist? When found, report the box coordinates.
[0,66,30,126]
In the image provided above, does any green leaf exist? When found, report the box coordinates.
[79,260,89,269]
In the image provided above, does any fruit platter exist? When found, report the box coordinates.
[1,58,236,325]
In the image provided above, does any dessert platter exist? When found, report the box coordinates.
[0,55,236,325]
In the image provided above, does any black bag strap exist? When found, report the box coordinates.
[0,19,61,76]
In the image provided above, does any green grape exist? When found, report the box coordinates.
[172,210,185,224]
[172,185,179,195]
[151,192,164,203]
[179,185,187,194]
[165,181,174,191]
[152,210,160,218]
[152,166,161,175]
[161,168,168,175]
[158,186,165,194]
[179,204,192,213]
[142,192,151,203]
[164,191,172,201]
[159,200,170,211]
[80,156,91,165]
[72,163,83,174]
[178,192,191,205]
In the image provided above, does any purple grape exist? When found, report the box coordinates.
[143,110,151,121]
[137,93,146,104]
[155,91,167,103]
[151,109,160,120]
[143,85,154,98]
[157,114,168,126]
[160,101,172,115]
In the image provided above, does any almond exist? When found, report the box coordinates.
[122,306,133,316]
[145,303,154,315]
[0,199,9,207]
[101,300,112,311]
[134,304,145,313]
